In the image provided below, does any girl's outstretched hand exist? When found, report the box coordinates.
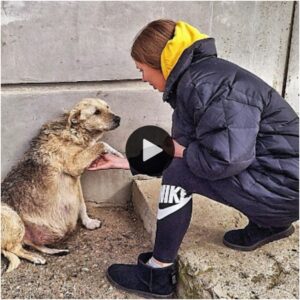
[88,154,130,170]
[88,139,185,171]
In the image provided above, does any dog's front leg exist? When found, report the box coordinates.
[77,180,101,230]
[102,142,124,158]
[65,143,105,177]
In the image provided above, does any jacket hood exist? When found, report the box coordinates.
[161,21,208,80]
[163,37,217,105]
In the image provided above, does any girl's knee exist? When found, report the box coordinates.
[162,158,190,188]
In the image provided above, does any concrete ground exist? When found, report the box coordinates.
[132,178,299,299]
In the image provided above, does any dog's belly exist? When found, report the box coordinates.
[24,176,81,245]
[24,222,67,245]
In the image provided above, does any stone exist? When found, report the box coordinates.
[132,178,299,299]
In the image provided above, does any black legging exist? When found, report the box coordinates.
[153,187,192,263]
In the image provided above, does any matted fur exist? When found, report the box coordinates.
[1,98,122,272]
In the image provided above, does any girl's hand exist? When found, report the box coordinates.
[173,139,186,158]
[88,154,130,170]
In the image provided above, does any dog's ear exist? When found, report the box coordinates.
[67,106,95,128]
[80,106,96,120]
[67,110,81,127]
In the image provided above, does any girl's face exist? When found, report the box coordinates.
[135,61,166,92]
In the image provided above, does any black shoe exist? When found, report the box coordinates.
[106,252,177,298]
[223,221,295,251]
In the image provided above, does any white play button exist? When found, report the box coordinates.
[143,139,163,162]
[126,126,174,176]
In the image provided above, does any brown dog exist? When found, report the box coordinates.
[1,98,123,272]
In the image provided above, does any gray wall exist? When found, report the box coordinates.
[1,1,298,206]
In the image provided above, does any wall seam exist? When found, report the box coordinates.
[282,1,297,98]
[1,79,143,88]
[1,79,152,94]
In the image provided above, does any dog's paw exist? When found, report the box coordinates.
[32,255,46,265]
[83,218,101,230]
[102,142,124,158]
[114,151,125,158]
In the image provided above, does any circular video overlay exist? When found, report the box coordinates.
[125,126,174,176]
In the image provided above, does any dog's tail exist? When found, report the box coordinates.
[1,250,21,273]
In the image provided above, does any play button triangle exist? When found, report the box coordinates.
[143,139,163,162]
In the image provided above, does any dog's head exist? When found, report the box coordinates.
[67,98,121,134]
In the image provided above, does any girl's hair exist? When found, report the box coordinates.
[131,19,176,70]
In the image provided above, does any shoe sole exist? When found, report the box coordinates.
[223,225,295,251]
[106,270,174,299]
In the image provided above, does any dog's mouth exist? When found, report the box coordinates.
[106,123,119,131]
[108,115,121,130]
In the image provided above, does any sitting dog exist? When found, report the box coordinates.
[1,98,123,272]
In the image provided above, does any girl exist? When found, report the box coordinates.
[89,20,299,298]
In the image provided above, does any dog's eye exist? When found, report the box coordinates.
[94,109,101,115]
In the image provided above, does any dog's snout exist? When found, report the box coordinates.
[114,116,121,123]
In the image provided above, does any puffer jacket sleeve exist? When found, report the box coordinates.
[183,85,262,180]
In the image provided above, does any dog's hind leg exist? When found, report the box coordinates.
[2,250,21,273]
[24,240,69,256]
[10,244,46,265]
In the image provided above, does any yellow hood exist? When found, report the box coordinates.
[161,21,208,80]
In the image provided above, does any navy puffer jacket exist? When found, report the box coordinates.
[163,38,299,223]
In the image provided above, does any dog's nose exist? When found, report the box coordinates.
[114,116,121,123]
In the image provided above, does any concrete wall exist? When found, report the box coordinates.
[1,1,294,89]
[1,1,298,206]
